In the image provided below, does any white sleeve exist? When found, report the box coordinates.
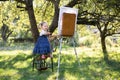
[40,30,47,36]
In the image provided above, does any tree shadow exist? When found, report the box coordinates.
[0,42,34,51]
[0,52,120,80]
[0,53,54,80]
[57,54,120,80]
[106,59,120,72]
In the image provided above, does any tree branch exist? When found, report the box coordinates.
[6,31,13,39]
[106,32,120,37]
[46,0,56,4]
[65,0,81,7]
[15,0,25,4]
[77,18,98,25]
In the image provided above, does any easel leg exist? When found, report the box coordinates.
[56,37,62,80]
[72,37,80,66]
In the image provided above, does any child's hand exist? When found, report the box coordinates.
[47,32,51,35]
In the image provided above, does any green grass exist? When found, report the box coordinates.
[0,42,120,80]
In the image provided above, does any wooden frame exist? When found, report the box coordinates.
[58,7,78,37]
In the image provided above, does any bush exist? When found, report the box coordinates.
[79,36,93,47]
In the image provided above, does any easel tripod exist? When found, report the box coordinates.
[56,6,80,80]
[56,36,80,80]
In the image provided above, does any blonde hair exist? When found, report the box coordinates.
[38,21,47,29]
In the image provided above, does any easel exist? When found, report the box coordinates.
[56,7,80,80]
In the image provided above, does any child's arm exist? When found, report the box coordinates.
[46,32,51,35]
[40,30,51,36]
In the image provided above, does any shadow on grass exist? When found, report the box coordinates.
[0,52,120,80]
[56,54,120,80]
[0,42,34,51]
[106,59,120,72]
[0,54,54,80]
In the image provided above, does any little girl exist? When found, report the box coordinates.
[33,22,51,59]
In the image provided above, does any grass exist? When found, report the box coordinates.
[0,42,120,80]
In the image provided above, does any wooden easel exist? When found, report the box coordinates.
[56,7,80,80]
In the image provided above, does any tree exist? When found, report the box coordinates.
[93,0,120,61]
[6,0,39,42]
[0,1,17,42]
[76,0,120,61]
[1,21,13,42]
[25,0,39,42]
[17,0,39,42]
[96,18,120,61]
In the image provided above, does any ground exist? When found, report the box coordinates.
[0,42,120,80]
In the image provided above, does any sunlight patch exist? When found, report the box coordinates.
[47,72,59,80]
[0,50,32,55]
[64,71,77,80]
[13,61,29,68]
[0,69,21,80]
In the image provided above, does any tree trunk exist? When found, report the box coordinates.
[100,34,108,61]
[49,0,79,33]
[49,2,59,33]
[1,23,12,42]
[49,8,59,33]
[1,24,8,42]
[25,0,39,43]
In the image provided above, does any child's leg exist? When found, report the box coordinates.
[41,54,46,59]
[47,53,53,58]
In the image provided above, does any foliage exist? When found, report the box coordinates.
[34,0,54,24]
[75,0,120,60]
[0,1,32,40]
[78,25,92,37]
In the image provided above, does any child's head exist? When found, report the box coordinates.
[38,22,48,31]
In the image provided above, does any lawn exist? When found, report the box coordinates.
[0,42,120,80]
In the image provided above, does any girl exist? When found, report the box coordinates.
[33,22,51,59]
